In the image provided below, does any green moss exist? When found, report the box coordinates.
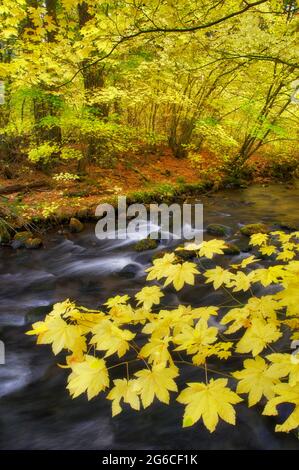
[223,243,240,255]
[174,244,198,260]
[207,224,229,237]
[0,225,11,244]
[69,217,84,233]
[24,237,43,249]
[240,223,270,236]
[13,231,32,242]
[134,238,159,252]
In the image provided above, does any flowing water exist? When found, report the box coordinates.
[1,183,299,450]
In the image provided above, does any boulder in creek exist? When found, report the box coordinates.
[69,217,84,233]
[12,231,32,248]
[240,223,270,237]
[24,237,43,249]
[207,224,230,237]
[133,238,158,252]
[223,243,241,255]
[118,263,140,279]
[175,247,198,260]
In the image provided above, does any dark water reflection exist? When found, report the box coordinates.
[0,183,299,449]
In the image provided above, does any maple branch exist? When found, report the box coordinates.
[54,0,269,89]
[220,52,299,69]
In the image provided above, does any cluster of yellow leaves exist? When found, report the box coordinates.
[27,231,299,434]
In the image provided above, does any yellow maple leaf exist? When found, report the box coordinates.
[250,233,269,246]
[135,286,164,310]
[26,320,48,339]
[231,255,259,270]
[146,253,176,281]
[104,295,130,308]
[190,306,219,321]
[263,383,299,432]
[228,271,252,292]
[34,316,84,355]
[134,365,178,408]
[221,307,250,334]
[177,378,242,432]
[90,319,135,358]
[107,379,141,416]
[232,356,280,406]
[140,336,171,365]
[260,245,277,256]
[236,318,282,356]
[198,239,227,259]
[174,318,218,355]
[251,265,285,287]
[204,266,232,289]
[163,261,199,290]
[67,355,109,400]
[267,353,299,386]
[276,250,295,261]
[274,283,299,316]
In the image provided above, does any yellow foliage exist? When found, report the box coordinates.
[177,379,242,432]
[28,231,299,434]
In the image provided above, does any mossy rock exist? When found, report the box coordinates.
[24,237,43,249]
[0,226,11,244]
[118,263,139,279]
[223,243,240,255]
[134,238,158,252]
[175,247,198,260]
[12,231,33,248]
[69,217,84,233]
[13,231,32,242]
[207,224,230,237]
[240,223,270,237]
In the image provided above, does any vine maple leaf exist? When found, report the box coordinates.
[204,266,232,289]
[135,285,164,310]
[105,295,130,308]
[263,383,299,432]
[177,379,242,432]
[173,318,218,355]
[107,379,141,416]
[236,318,281,356]
[228,271,252,292]
[250,233,269,246]
[134,365,178,408]
[163,261,199,290]
[91,319,135,358]
[67,355,109,400]
[140,336,172,366]
[193,239,227,259]
[145,253,176,281]
[267,353,299,386]
[231,255,259,269]
[232,356,280,406]
[30,316,84,355]
[251,265,285,287]
[260,245,276,256]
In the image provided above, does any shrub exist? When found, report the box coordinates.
[28,142,59,165]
